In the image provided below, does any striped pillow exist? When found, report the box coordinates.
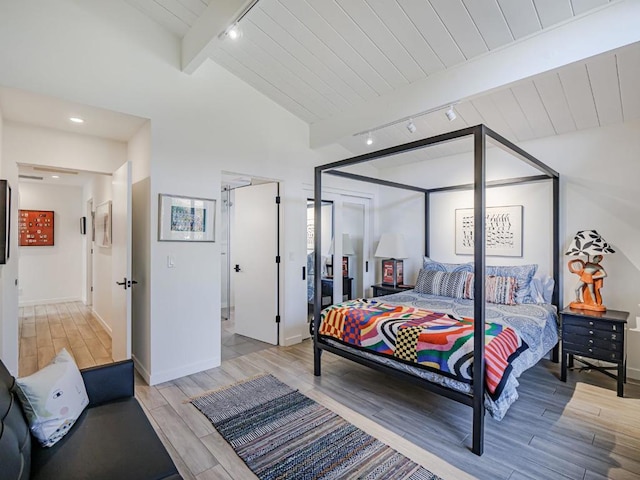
[464,275,517,305]
[415,269,472,299]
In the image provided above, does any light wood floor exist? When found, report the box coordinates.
[19,302,113,376]
[17,305,640,479]
[138,341,640,480]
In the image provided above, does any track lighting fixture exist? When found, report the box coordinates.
[353,101,459,142]
[365,132,374,146]
[445,106,457,122]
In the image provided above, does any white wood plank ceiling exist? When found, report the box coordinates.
[126,0,640,158]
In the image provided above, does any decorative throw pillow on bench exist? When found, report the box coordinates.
[15,348,89,447]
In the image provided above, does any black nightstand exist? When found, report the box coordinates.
[371,283,414,297]
[560,307,628,397]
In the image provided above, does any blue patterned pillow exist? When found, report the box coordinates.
[415,269,472,299]
[423,257,473,273]
[485,264,538,304]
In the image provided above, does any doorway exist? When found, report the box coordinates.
[220,174,280,361]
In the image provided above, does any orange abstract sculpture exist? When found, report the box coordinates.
[565,230,615,313]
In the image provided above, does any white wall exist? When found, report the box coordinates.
[4,123,127,174]
[0,0,346,384]
[83,175,114,333]
[0,107,20,374]
[18,183,83,305]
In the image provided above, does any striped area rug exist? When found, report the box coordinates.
[191,374,442,480]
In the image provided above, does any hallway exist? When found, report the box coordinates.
[19,302,112,376]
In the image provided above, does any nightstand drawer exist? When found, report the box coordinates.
[563,333,622,351]
[563,342,623,362]
[563,317,623,333]
[563,324,622,342]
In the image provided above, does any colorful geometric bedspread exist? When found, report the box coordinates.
[319,299,528,398]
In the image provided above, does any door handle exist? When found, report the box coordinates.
[302,266,306,280]
[234,264,241,272]
[116,277,127,290]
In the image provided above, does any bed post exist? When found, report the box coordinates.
[551,175,560,363]
[424,192,430,257]
[472,125,486,456]
[313,166,323,376]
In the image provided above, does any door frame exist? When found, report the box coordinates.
[85,198,93,306]
[222,172,283,347]
[304,185,375,304]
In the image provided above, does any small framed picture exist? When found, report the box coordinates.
[95,201,111,248]
[158,194,215,242]
[342,256,348,277]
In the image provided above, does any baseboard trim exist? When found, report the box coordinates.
[626,366,640,381]
[19,296,81,307]
[148,357,221,386]
[283,334,302,347]
[91,309,112,335]
[132,355,152,384]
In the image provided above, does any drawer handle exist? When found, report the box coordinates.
[589,330,594,335]
[588,339,593,345]
[589,321,594,326]
[588,348,593,353]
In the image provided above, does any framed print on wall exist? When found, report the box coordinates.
[95,200,112,248]
[19,210,54,247]
[158,194,215,242]
[455,205,523,257]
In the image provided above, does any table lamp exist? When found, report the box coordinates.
[329,233,355,277]
[375,233,407,287]
[565,230,615,312]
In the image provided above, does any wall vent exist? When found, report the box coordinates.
[18,175,44,180]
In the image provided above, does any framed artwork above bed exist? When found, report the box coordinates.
[455,205,523,257]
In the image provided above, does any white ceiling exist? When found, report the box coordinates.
[0,86,148,142]
[124,0,640,159]
[0,87,148,187]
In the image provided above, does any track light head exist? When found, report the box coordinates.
[445,106,457,122]
[225,23,242,40]
[406,119,416,134]
[365,132,374,146]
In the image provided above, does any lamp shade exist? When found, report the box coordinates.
[329,234,355,256]
[565,230,615,256]
[375,233,408,259]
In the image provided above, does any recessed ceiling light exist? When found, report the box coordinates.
[51,175,60,179]
[69,117,84,124]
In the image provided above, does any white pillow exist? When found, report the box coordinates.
[16,348,89,447]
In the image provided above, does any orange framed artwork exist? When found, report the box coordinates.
[19,210,54,246]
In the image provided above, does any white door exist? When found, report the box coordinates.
[233,182,279,345]
[111,161,132,361]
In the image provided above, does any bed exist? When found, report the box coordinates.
[312,125,561,456]
[318,288,558,421]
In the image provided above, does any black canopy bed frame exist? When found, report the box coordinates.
[313,124,560,456]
